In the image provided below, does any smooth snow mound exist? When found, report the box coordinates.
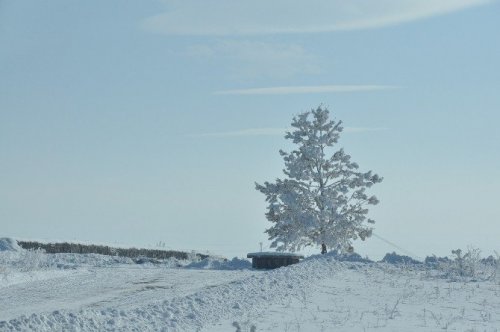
[185,257,252,270]
[0,238,22,252]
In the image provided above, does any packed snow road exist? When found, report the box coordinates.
[0,252,337,331]
[0,266,253,322]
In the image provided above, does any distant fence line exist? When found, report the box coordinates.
[17,241,209,261]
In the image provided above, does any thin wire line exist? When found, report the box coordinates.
[372,232,423,261]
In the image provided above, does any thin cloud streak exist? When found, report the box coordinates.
[191,127,387,138]
[142,0,493,36]
[214,85,398,96]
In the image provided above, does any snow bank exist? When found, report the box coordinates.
[0,238,22,252]
[0,250,188,289]
[1,250,136,273]
[0,248,198,274]
[316,251,373,263]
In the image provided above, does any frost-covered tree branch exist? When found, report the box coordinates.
[256,106,383,253]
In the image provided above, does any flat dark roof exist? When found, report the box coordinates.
[247,252,304,259]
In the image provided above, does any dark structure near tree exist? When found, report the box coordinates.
[247,252,304,269]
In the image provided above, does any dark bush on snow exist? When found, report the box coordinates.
[134,256,163,264]
[481,255,499,266]
[381,252,421,265]
[424,255,451,266]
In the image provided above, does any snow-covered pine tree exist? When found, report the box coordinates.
[255,106,382,253]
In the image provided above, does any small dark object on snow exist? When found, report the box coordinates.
[321,243,327,255]
[134,256,161,264]
[247,252,304,269]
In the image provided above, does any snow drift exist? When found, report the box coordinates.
[0,238,22,252]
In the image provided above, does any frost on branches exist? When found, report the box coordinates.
[255,106,382,253]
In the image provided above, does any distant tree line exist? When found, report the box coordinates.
[17,241,209,260]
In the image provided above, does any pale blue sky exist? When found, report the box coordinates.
[1,0,499,259]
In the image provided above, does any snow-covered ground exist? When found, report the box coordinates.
[208,263,500,331]
[1,238,499,331]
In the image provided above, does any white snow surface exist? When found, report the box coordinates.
[1,241,499,331]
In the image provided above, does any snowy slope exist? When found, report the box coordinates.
[206,262,500,331]
[1,239,499,331]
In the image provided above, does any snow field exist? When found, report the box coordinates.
[207,263,500,331]
[1,238,499,331]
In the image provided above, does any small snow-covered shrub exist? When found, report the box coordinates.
[437,247,499,281]
[446,248,481,279]
[187,250,201,263]
[0,247,55,275]
[18,248,49,272]
[483,251,500,283]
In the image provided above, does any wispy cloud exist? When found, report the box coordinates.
[214,85,398,95]
[142,0,492,36]
[191,127,387,138]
